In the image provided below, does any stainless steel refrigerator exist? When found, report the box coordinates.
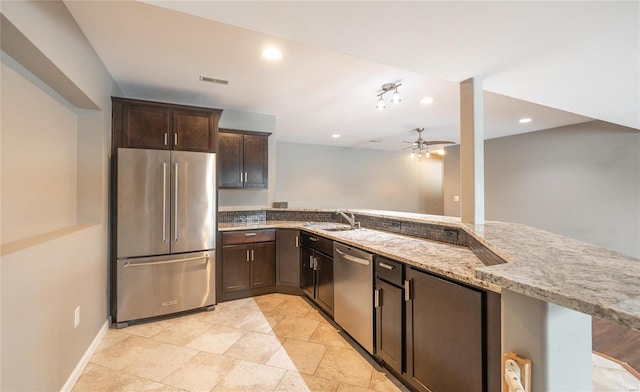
[115,148,216,325]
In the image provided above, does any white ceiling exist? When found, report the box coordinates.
[64,1,639,151]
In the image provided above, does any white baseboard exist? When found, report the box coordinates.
[60,320,109,392]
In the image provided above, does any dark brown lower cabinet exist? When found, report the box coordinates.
[314,251,334,315]
[299,232,334,317]
[406,267,483,392]
[375,278,403,374]
[221,242,275,293]
[219,229,276,301]
[276,230,300,287]
[250,242,276,288]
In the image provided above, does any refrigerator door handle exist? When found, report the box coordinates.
[174,162,179,242]
[124,254,209,268]
[162,162,167,242]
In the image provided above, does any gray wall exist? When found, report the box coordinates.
[444,121,640,258]
[275,142,444,214]
[1,1,119,390]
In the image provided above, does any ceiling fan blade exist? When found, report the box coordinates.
[402,141,418,144]
[424,140,455,146]
[401,145,415,150]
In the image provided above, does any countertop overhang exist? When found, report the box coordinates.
[219,208,640,331]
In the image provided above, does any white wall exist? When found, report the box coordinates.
[0,1,119,390]
[443,121,640,258]
[275,142,444,214]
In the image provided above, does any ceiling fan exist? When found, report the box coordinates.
[402,128,455,158]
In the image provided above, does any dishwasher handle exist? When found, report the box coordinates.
[335,248,371,266]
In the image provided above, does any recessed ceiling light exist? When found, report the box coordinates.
[262,47,282,60]
[332,134,341,138]
[519,117,532,123]
[420,97,434,105]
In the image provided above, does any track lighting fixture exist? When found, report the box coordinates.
[376,82,402,110]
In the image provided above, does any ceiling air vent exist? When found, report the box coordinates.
[199,76,229,85]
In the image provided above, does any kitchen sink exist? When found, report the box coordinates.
[322,226,354,232]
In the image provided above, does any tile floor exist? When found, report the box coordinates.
[73,293,640,392]
[73,294,409,392]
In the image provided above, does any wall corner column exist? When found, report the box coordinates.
[460,77,485,224]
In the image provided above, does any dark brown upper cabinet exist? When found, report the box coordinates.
[112,97,222,153]
[218,129,270,189]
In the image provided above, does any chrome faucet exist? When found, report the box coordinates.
[335,209,359,229]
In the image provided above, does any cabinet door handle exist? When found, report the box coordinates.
[313,257,318,270]
[161,162,167,242]
[295,236,299,248]
[164,132,168,146]
[309,255,314,269]
[246,250,250,262]
[251,249,255,261]
[174,133,178,146]
[244,172,248,182]
[240,172,244,183]
[379,262,395,270]
[374,289,379,308]
[174,162,179,241]
[404,280,411,302]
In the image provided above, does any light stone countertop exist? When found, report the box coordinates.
[219,208,640,331]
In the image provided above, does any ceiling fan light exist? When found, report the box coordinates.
[425,151,431,158]
[410,151,415,158]
[376,96,386,110]
[391,89,401,104]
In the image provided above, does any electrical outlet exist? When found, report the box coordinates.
[453,195,460,202]
[74,306,80,328]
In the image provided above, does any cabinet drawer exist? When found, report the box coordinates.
[300,231,333,255]
[375,256,403,286]
[223,229,275,245]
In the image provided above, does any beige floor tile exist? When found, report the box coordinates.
[127,343,199,382]
[212,360,287,392]
[185,325,245,354]
[273,316,320,340]
[270,297,314,317]
[223,331,284,363]
[74,294,412,392]
[309,323,353,349]
[90,335,162,370]
[72,363,180,392]
[123,319,174,338]
[151,318,211,346]
[267,338,327,374]
[235,309,286,334]
[242,294,286,312]
[200,306,256,327]
[215,297,254,311]
[314,346,374,388]
[304,309,331,323]
[337,384,374,392]
[274,370,340,392]
[94,329,130,353]
[162,351,239,392]
[369,370,409,392]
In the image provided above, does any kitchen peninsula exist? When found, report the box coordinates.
[219,207,640,391]
[219,208,640,330]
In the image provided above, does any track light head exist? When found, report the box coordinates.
[376,82,402,109]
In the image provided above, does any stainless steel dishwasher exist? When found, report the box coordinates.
[333,242,374,354]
